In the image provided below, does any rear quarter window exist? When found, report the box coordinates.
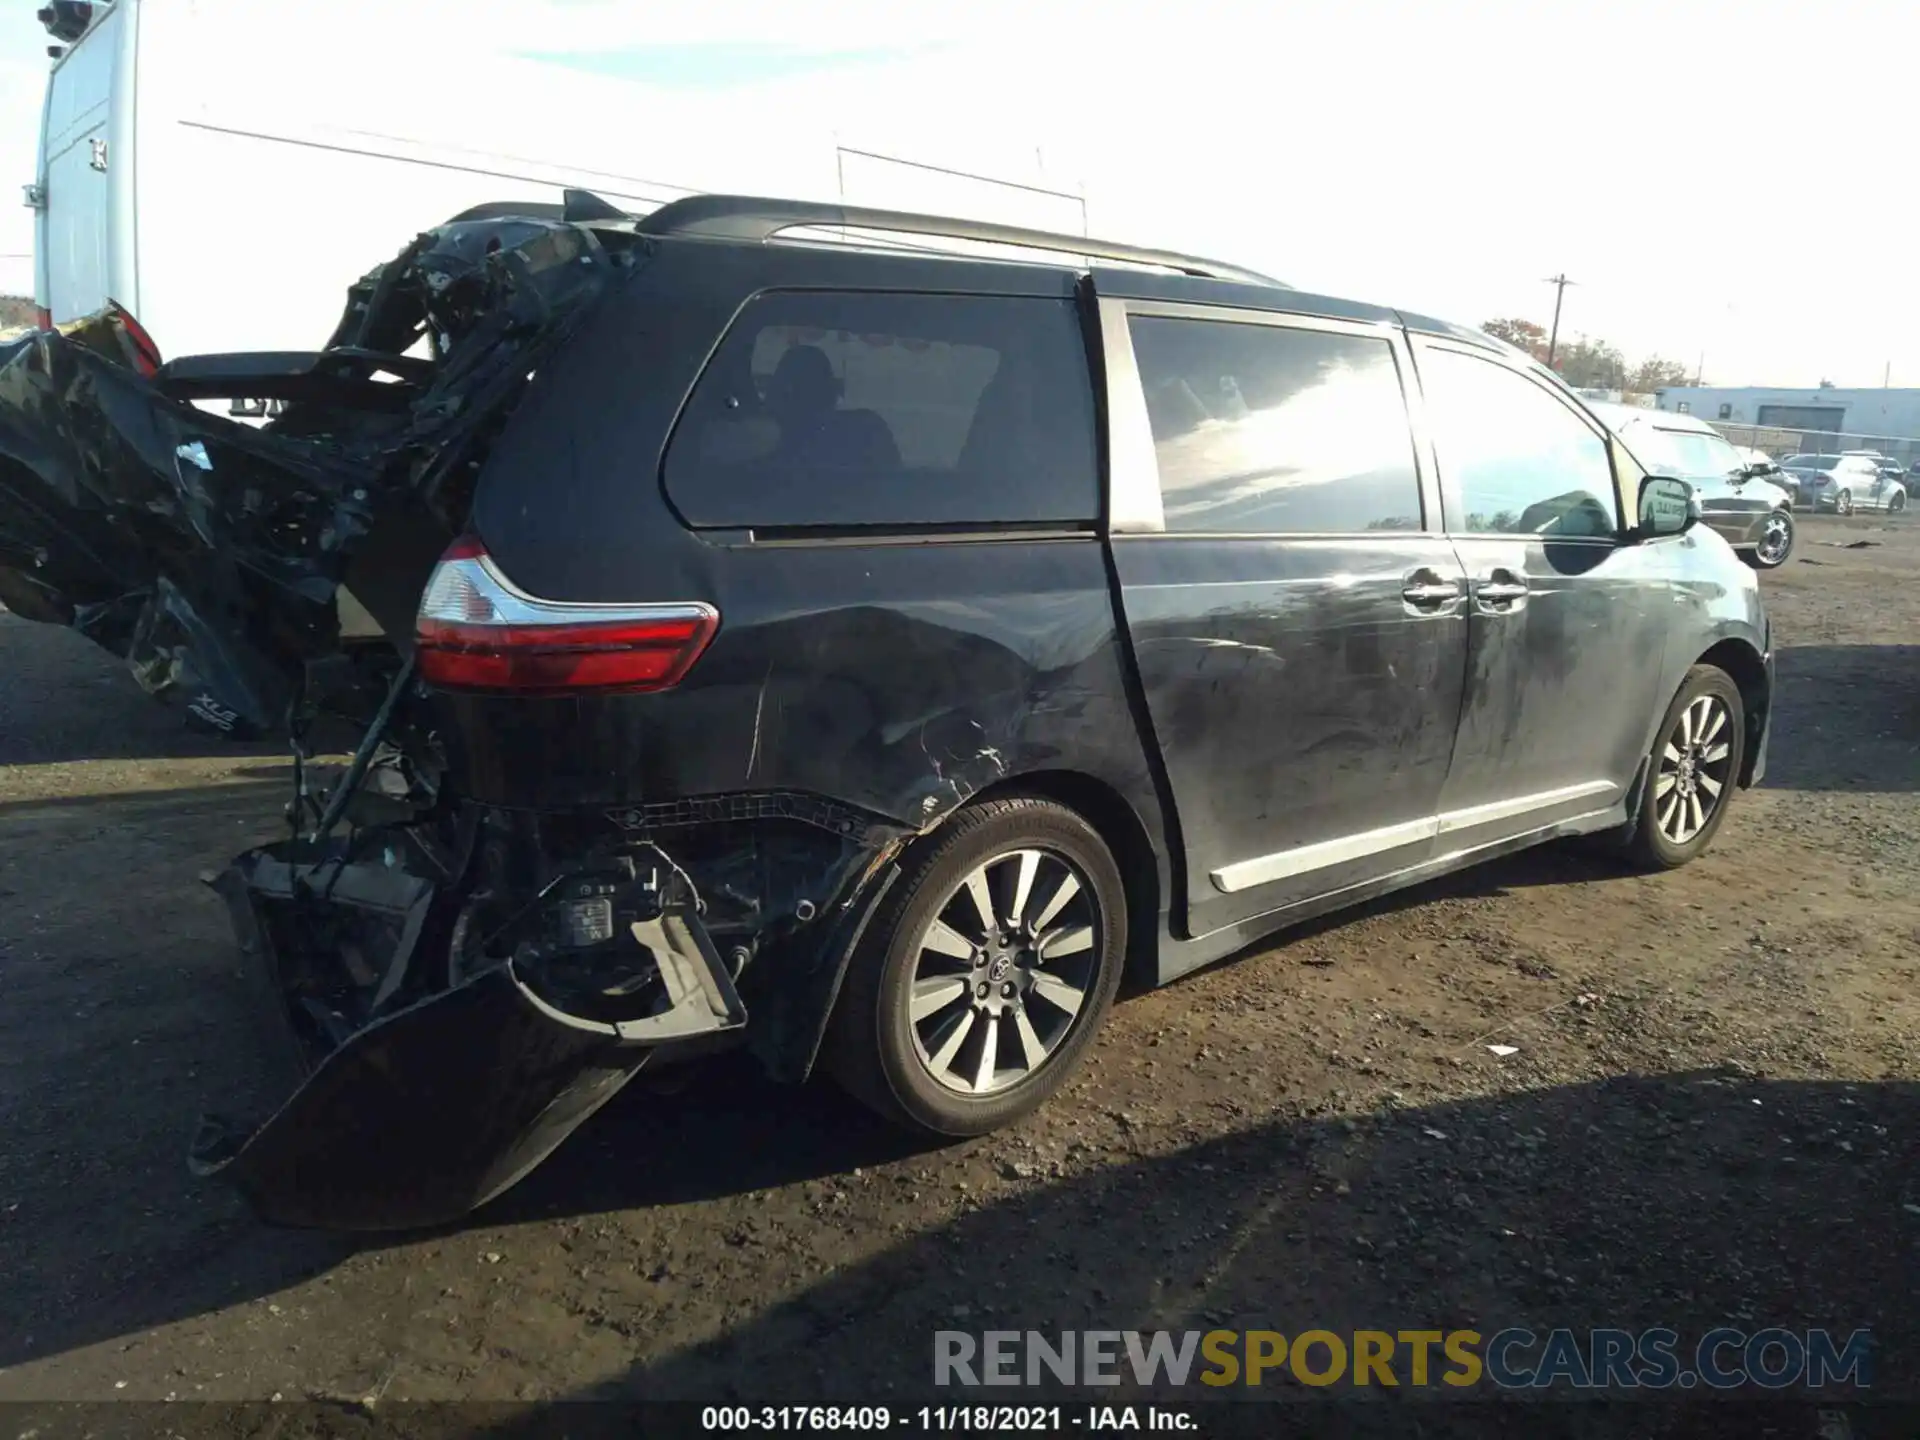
[663,291,1099,529]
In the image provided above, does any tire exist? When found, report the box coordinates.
[1835,489,1854,517]
[825,795,1127,1136]
[1625,665,1746,871]
[1745,509,1794,569]
[1891,491,1907,515]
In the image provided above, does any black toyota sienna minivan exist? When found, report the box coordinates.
[0,191,1772,1228]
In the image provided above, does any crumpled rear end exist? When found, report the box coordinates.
[0,196,804,1229]
[0,194,921,1230]
[0,311,375,735]
[0,205,623,738]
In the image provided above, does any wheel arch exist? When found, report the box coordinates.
[1695,637,1769,788]
[785,768,1166,1085]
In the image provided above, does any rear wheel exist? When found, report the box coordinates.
[1835,489,1855,516]
[1625,665,1746,871]
[1746,509,1794,568]
[825,796,1126,1135]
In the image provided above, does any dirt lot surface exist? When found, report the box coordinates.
[2,514,1917,1426]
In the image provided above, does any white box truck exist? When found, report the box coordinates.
[25,0,1090,388]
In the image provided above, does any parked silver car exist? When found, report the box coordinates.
[1738,448,1795,496]
[1591,406,1797,567]
[1780,453,1908,515]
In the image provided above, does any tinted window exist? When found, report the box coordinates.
[664,291,1097,528]
[1126,315,1423,534]
[1419,349,1619,537]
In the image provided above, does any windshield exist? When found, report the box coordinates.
[1784,454,1842,470]
[1636,425,1744,478]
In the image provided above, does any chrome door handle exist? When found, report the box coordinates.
[1477,580,1529,602]
[1401,569,1465,609]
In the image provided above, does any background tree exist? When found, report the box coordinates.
[1626,356,1694,391]
[0,296,35,331]
[1550,336,1627,390]
[1478,319,1712,394]
[1481,318,1549,361]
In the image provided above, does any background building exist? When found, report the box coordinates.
[1654,386,1920,444]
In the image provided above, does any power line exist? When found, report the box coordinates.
[1543,274,1575,367]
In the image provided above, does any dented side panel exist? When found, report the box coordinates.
[441,539,1157,824]
[438,534,1176,1074]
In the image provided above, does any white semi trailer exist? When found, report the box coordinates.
[26,0,1090,382]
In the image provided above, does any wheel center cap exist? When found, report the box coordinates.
[988,955,1013,983]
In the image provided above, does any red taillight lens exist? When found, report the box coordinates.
[34,306,54,331]
[414,536,718,695]
[106,300,161,377]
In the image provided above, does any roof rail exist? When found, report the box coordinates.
[633,193,1288,289]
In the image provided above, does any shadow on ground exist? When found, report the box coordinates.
[297,1075,1918,1438]
[0,612,282,766]
[1764,644,1920,794]
[7,1052,1915,1415]
[559,1073,1916,1406]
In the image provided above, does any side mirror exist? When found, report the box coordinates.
[1637,475,1698,538]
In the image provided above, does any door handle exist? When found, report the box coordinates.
[1401,569,1465,609]
[1474,569,1529,610]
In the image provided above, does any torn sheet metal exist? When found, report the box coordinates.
[0,213,627,736]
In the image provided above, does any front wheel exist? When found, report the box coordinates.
[825,796,1126,1135]
[1890,490,1907,515]
[1625,665,1746,871]
[1746,509,1794,569]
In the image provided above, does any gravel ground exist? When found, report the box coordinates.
[1,513,1916,1426]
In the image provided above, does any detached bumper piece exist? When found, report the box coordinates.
[193,842,746,1232]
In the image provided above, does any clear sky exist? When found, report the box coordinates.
[2,0,1914,386]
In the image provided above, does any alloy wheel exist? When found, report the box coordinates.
[906,847,1100,1096]
[1756,513,1792,565]
[1655,694,1735,845]
[1836,490,1854,516]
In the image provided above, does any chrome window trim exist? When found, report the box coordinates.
[1406,337,1628,535]
[1210,780,1620,894]
[1097,295,1165,534]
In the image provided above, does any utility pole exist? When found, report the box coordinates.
[1544,274,1575,367]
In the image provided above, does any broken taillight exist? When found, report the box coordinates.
[107,300,161,377]
[414,536,719,694]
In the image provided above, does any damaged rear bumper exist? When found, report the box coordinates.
[193,842,747,1231]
